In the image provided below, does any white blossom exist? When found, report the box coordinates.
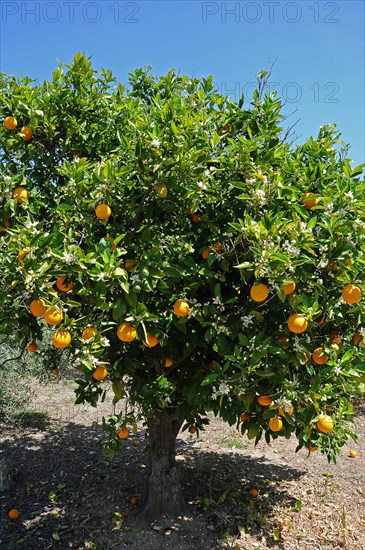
[240,315,254,328]
[151,138,161,148]
[344,191,354,201]
[100,337,110,347]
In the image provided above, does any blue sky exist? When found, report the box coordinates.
[1,0,364,164]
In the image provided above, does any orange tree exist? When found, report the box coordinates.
[1,53,365,521]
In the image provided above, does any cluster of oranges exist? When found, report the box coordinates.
[4,116,32,140]
[240,393,335,445]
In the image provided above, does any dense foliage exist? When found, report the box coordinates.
[1,53,364,463]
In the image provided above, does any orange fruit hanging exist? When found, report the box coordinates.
[342,284,361,304]
[250,283,269,302]
[44,306,63,325]
[312,347,328,365]
[82,327,98,341]
[20,127,32,140]
[240,412,251,422]
[30,299,46,317]
[117,323,137,342]
[13,187,29,204]
[95,203,112,220]
[278,404,294,417]
[173,299,190,317]
[301,192,318,210]
[287,313,308,334]
[93,366,108,380]
[56,275,73,292]
[53,330,71,349]
[116,427,129,439]
[142,333,159,348]
[317,415,334,433]
[283,281,296,295]
[3,116,17,130]
[160,358,173,367]
[269,417,283,432]
[257,395,271,406]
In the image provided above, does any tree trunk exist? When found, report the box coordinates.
[138,407,187,522]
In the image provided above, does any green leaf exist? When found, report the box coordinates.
[201,373,220,386]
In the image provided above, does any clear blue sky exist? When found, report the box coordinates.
[1,1,364,164]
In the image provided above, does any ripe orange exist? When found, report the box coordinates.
[191,213,201,223]
[52,368,60,376]
[250,283,269,302]
[189,426,197,434]
[133,439,139,447]
[56,275,73,292]
[8,509,20,520]
[117,323,137,342]
[30,299,46,317]
[124,260,137,272]
[278,404,294,417]
[53,330,71,349]
[13,187,29,204]
[173,299,190,317]
[201,243,222,259]
[308,445,318,453]
[249,488,258,497]
[130,497,138,506]
[20,127,32,140]
[17,248,31,262]
[160,358,173,367]
[4,116,17,130]
[27,342,37,352]
[353,331,364,347]
[257,395,271,406]
[142,333,159,348]
[329,331,341,345]
[287,313,308,334]
[279,336,289,350]
[349,450,357,458]
[95,203,112,220]
[342,284,361,304]
[269,417,283,432]
[116,427,129,439]
[317,415,334,433]
[283,281,296,295]
[0,219,10,232]
[301,192,318,210]
[240,412,251,423]
[44,306,63,325]
[82,327,98,341]
[93,366,108,381]
[312,347,328,365]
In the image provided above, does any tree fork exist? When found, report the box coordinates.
[138,407,187,522]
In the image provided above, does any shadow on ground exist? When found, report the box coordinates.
[0,417,306,550]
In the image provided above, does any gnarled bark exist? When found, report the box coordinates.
[138,407,187,522]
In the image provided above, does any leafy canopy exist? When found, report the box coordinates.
[1,53,365,461]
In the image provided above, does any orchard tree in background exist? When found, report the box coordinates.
[1,53,365,522]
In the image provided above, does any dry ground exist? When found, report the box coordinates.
[0,377,364,550]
